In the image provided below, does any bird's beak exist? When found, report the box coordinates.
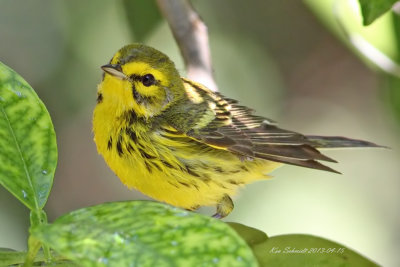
[101,64,127,80]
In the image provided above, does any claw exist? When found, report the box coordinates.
[212,213,223,219]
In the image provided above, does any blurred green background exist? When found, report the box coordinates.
[0,0,399,266]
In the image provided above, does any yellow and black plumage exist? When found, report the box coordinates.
[93,44,379,218]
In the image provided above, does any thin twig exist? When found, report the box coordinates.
[156,0,219,92]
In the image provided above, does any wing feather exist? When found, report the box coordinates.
[170,79,377,173]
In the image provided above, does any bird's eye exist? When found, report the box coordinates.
[141,74,156,87]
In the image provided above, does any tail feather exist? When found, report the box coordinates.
[306,136,384,149]
[254,152,341,174]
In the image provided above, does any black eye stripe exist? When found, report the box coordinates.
[129,74,141,81]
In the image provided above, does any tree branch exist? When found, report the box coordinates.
[156,0,219,92]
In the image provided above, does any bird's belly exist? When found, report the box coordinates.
[101,140,281,209]
[95,124,282,209]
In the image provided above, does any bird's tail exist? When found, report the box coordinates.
[306,136,384,149]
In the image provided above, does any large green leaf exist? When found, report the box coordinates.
[358,0,398,25]
[32,201,258,267]
[0,61,57,210]
[252,234,378,267]
[228,223,379,266]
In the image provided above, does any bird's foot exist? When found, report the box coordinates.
[212,194,234,219]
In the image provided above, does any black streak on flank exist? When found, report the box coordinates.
[178,181,191,188]
[153,162,162,172]
[116,135,123,156]
[228,179,238,185]
[186,166,201,177]
[167,181,179,188]
[214,167,223,173]
[139,149,156,159]
[107,137,113,150]
[125,110,138,125]
[97,93,103,104]
[199,173,211,183]
[161,160,176,170]
[127,143,134,154]
[145,161,152,173]
[125,128,137,143]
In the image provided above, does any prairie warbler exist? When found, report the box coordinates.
[93,44,379,218]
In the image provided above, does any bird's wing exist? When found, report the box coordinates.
[168,78,344,173]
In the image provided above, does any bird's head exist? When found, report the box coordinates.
[98,44,184,118]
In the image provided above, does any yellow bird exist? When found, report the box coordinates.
[93,44,379,218]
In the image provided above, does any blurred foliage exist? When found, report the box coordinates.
[358,0,398,25]
[387,10,400,123]
[122,0,162,42]
[306,0,400,126]
[305,0,399,65]
[386,75,400,122]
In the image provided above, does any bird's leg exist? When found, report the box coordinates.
[212,194,234,219]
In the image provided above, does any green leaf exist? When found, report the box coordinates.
[32,201,258,267]
[252,234,379,267]
[122,0,162,42]
[227,222,268,247]
[227,223,379,266]
[0,250,26,266]
[358,0,398,25]
[0,249,77,266]
[0,61,57,210]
